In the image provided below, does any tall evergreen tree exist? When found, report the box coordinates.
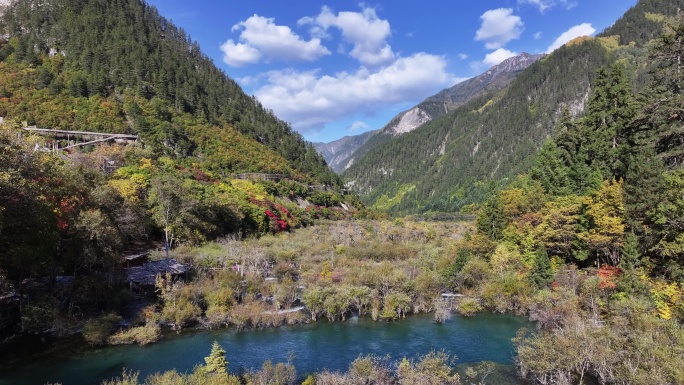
[476,195,507,241]
[643,20,684,167]
[204,341,228,374]
[551,107,603,195]
[582,63,636,180]
[530,247,554,289]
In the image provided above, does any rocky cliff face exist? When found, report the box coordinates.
[390,107,432,136]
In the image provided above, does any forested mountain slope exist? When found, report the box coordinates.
[343,0,684,214]
[0,0,356,334]
[325,53,542,174]
[0,0,338,185]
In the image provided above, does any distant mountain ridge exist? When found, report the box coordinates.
[313,130,378,173]
[424,52,545,113]
[315,52,543,173]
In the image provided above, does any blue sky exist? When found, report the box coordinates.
[145,0,637,143]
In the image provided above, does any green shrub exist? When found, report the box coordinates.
[83,313,122,345]
[457,298,483,316]
[107,324,161,345]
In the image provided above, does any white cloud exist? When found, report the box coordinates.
[518,0,578,13]
[253,53,457,132]
[299,6,395,67]
[220,14,330,67]
[533,31,542,39]
[221,40,262,67]
[546,23,595,53]
[458,53,469,60]
[349,121,369,132]
[483,48,517,67]
[475,8,523,50]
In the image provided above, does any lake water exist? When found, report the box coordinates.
[0,313,529,385]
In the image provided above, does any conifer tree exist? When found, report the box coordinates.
[624,18,684,278]
[642,19,684,167]
[530,140,573,196]
[204,341,228,374]
[476,195,506,241]
[553,108,603,195]
[530,247,553,289]
[620,232,640,271]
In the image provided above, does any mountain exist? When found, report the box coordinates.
[424,53,545,114]
[313,130,378,173]
[316,52,542,174]
[389,53,545,138]
[0,0,357,283]
[343,0,684,214]
[0,0,338,186]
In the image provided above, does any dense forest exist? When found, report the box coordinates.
[343,0,684,215]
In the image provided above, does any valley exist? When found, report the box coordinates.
[0,0,683,384]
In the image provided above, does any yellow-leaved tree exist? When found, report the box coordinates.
[581,180,625,266]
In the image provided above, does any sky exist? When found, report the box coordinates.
[144,0,637,143]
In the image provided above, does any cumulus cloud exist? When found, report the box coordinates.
[299,6,395,67]
[483,48,518,67]
[546,23,595,53]
[533,31,542,39]
[221,41,262,67]
[252,53,456,132]
[518,0,578,13]
[458,53,469,60]
[349,121,369,132]
[220,15,330,67]
[475,8,523,50]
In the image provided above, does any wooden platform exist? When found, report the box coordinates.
[126,258,190,287]
[24,127,138,151]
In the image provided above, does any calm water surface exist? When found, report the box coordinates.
[0,313,529,385]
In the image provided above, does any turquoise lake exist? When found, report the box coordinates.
[0,313,530,385]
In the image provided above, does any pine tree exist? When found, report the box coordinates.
[553,108,603,195]
[476,195,506,241]
[623,18,684,278]
[204,341,228,374]
[643,19,684,167]
[582,63,636,180]
[530,140,573,196]
[623,146,664,252]
[620,232,640,271]
[530,247,553,289]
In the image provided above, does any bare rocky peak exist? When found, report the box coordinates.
[480,52,544,79]
[391,107,431,136]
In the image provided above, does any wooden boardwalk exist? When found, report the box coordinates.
[24,127,138,151]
